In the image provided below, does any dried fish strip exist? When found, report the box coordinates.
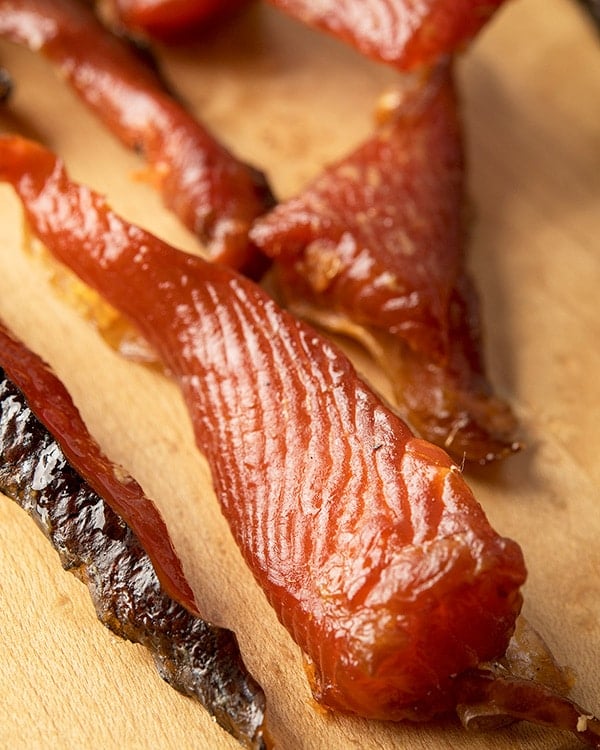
[0,134,528,723]
[266,0,506,70]
[0,0,274,277]
[251,65,519,463]
[2,134,600,748]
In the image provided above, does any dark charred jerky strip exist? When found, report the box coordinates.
[0,320,199,615]
[0,368,268,750]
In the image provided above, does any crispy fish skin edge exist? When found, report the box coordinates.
[0,368,268,750]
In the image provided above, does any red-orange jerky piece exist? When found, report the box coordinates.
[102,0,251,39]
[0,0,274,276]
[0,135,526,721]
[267,0,507,70]
[250,65,519,463]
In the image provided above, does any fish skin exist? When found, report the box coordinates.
[0,134,527,721]
[0,320,200,615]
[0,345,268,750]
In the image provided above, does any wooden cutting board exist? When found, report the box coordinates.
[1,1,599,748]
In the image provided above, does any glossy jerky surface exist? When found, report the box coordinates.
[103,0,251,39]
[0,135,527,721]
[253,66,464,359]
[267,0,506,70]
[251,66,519,463]
[0,0,274,276]
[0,356,268,750]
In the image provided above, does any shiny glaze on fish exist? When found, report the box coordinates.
[102,0,250,39]
[0,0,274,276]
[0,326,268,750]
[266,0,506,70]
[251,65,519,463]
[575,0,600,30]
[0,135,527,721]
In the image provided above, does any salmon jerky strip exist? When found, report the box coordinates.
[0,0,274,277]
[250,65,519,463]
[0,134,528,723]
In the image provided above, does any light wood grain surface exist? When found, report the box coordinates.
[1,1,599,748]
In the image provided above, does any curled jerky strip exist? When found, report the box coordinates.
[455,617,600,747]
[0,0,274,276]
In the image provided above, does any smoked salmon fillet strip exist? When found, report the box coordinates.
[251,65,519,463]
[0,134,526,721]
[0,0,274,276]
